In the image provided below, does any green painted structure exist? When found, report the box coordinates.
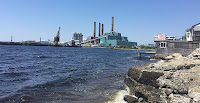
[100,31,137,47]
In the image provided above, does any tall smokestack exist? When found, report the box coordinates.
[94,22,96,39]
[99,23,101,37]
[112,17,114,32]
[102,24,104,35]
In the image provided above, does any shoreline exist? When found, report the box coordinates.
[124,49,200,103]
[81,46,155,51]
[0,41,155,51]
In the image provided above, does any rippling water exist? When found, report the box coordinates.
[0,45,154,103]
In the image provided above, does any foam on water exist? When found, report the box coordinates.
[106,86,136,103]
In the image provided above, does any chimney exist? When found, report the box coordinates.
[94,22,96,39]
[112,17,114,32]
[99,23,101,37]
[102,24,104,35]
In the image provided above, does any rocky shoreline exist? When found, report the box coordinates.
[124,48,200,103]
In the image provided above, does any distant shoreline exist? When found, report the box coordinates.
[0,41,73,47]
[0,41,155,51]
[82,46,155,51]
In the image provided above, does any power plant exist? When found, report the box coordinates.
[79,16,137,47]
[0,17,137,47]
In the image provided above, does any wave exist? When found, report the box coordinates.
[36,56,50,58]
[105,85,136,103]
[0,94,34,103]
[2,72,28,77]
[0,77,73,102]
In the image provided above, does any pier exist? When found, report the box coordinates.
[138,51,156,57]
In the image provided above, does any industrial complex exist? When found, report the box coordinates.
[71,17,137,47]
[0,17,137,48]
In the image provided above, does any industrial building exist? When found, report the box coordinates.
[72,32,83,42]
[100,31,137,47]
[71,32,83,45]
[155,23,200,56]
[99,17,137,47]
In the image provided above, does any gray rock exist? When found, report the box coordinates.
[124,95,138,103]
[138,97,143,102]
[162,88,172,96]
[188,86,200,102]
[169,94,191,103]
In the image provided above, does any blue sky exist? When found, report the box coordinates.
[0,0,200,44]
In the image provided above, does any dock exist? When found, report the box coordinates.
[138,51,156,57]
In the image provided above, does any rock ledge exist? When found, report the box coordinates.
[124,48,200,103]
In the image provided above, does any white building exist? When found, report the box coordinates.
[72,32,83,42]
[186,23,200,41]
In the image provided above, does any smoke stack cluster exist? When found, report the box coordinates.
[94,22,104,39]
[93,17,114,38]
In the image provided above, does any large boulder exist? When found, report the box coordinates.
[125,65,165,102]
[188,48,200,59]
[127,66,164,87]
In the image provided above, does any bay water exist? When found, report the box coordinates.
[0,45,154,103]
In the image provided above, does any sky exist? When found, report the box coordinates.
[0,0,200,44]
